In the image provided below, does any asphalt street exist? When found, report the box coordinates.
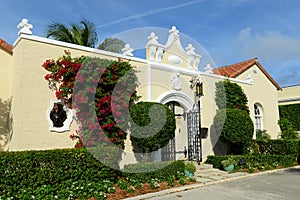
[147,168,300,200]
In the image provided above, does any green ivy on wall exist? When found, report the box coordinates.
[279,103,300,131]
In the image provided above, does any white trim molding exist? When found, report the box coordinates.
[156,91,194,111]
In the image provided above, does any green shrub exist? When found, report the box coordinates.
[256,130,271,140]
[150,179,160,189]
[185,162,196,174]
[215,79,249,113]
[167,176,175,186]
[179,178,187,185]
[130,102,176,153]
[221,157,237,168]
[214,108,254,154]
[0,148,120,199]
[117,178,128,190]
[278,118,298,139]
[253,139,298,155]
[123,160,185,183]
[205,154,296,171]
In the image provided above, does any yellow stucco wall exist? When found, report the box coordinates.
[236,64,281,137]
[0,49,12,100]
[9,37,123,151]
[0,49,12,150]
[8,35,150,151]
[278,85,300,105]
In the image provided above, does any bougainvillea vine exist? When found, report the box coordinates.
[42,51,140,148]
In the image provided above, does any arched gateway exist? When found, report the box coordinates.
[156,92,194,161]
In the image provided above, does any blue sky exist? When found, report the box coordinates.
[1,0,300,87]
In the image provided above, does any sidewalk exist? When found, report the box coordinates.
[124,164,300,200]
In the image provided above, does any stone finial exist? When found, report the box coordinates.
[147,32,165,62]
[185,44,195,55]
[169,26,179,37]
[17,18,33,36]
[185,44,201,70]
[204,64,214,74]
[122,43,134,56]
[147,32,159,46]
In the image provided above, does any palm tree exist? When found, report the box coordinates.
[97,37,125,53]
[46,19,98,48]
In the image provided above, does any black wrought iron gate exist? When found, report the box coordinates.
[161,138,175,161]
[186,106,202,162]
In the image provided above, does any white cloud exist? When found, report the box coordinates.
[235,27,300,62]
[234,27,300,86]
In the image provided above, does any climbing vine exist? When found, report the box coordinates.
[42,51,140,148]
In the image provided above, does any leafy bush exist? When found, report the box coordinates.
[256,130,271,140]
[278,118,298,139]
[214,108,254,154]
[252,139,299,155]
[123,160,185,183]
[0,148,120,199]
[215,79,249,113]
[206,154,296,171]
[185,162,196,174]
[221,157,237,168]
[279,104,300,131]
[130,102,176,153]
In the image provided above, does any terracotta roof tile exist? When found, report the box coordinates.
[0,38,13,54]
[213,58,282,90]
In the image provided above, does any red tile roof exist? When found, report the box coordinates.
[213,58,282,90]
[0,38,13,54]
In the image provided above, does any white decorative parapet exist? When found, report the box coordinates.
[185,44,201,70]
[146,32,164,62]
[204,64,214,74]
[122,43,134,56]
[167,26,179,44]
[17,18,33,36]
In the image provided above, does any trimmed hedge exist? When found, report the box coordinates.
[205,154,296,170]
[279,103,300,131]
[213,108,254,154]
[130,102,176,153]
[0,148,121,198]
[123,160,185,182]
[206,139,300,172]
[251,139,299,155]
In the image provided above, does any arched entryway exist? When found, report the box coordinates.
[156,92,194,161]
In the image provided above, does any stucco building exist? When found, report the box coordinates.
[0,19,288,163]
[278,84,300,105]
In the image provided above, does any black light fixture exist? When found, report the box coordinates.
[196,81,203,97]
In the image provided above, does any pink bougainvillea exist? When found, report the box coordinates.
[42,52,140,148]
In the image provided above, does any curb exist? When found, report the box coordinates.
[124,165,300,200]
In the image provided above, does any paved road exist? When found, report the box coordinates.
[148,168,300,200]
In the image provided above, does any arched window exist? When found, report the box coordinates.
[254,104,263,131]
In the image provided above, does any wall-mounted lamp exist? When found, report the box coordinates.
[196,81,203,97]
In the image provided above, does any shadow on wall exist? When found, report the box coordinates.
[0,98,12,151]
[209,124,230,156]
